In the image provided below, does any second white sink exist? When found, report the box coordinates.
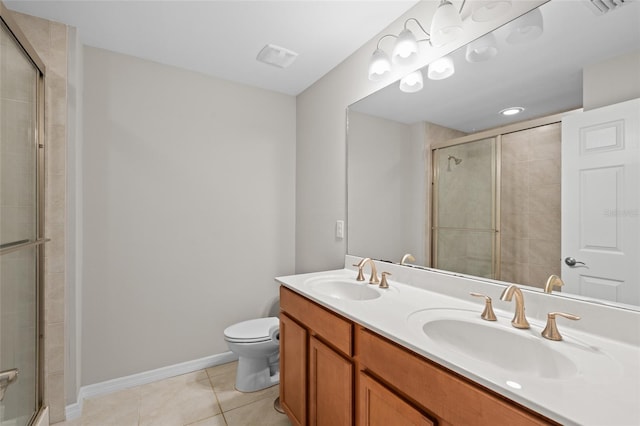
[407,308,619,382]
[422,316,577,379]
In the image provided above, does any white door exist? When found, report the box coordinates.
[561,98,640,306]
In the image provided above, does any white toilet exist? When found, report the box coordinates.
[223,317,280,392]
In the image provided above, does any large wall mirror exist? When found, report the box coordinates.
[347,0,640,309]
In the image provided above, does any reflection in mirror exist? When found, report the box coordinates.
[433,137,497,280]
[347,0,640,308]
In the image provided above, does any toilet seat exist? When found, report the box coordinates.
[224,317,279,343]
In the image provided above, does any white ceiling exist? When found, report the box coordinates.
[5,0,420,95]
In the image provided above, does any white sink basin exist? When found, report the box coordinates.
[306,277,381,301]
[422,316,577,379]
[407,308,619,382]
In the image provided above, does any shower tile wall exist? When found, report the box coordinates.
[500,123,561,288]
[424,122,466,265]
[436,138,495,279]
[11,11,68,423]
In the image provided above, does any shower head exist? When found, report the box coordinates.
[448,155,462,165]
[446,155,462,172]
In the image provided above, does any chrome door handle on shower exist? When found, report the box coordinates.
[565,257,586,267]
[0,368,18,401]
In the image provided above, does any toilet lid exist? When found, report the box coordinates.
[224,317,279,343]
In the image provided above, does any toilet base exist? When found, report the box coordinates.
[235,356,280,392]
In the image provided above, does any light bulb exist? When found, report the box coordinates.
[472,1,512,22]
[399,70,424,93]
[427,56,455,80]
[430,0,464,47]
[505,8,543,44]
[392,29,419,66]
[465,33,498,62]
[368,48,391,81]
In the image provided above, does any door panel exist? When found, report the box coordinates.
[562,98,640,305]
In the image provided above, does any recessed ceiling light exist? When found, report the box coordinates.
[500,107,524,116]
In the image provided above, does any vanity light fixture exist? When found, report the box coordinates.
[471,0,512,22]
[465,32,498,62]
[399,70,424,93]
[392,27,420,65]
[504,7,544,44]
[368,45,392,81]
[500,107,524,116]
[368,17,432,82]
[427,56,455,80]
[430,0,465,47]
[367,1,511,88]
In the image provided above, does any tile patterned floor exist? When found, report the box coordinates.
[56,362,291,426]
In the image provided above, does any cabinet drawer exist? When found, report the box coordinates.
[356,327,556,426]
[280,286,352,356]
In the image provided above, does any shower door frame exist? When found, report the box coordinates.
[431,136,501,280]
[429,111,570,282]
[0,3,47,424]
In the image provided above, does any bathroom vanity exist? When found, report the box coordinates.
[276,257,640,426]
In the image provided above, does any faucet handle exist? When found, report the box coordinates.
[541,312,581,341]
[352,264,365,281]
[470,293,497,321]
[379,272,391,289]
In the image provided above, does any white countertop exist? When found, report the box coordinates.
[276,260,640,426]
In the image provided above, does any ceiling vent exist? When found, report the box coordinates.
[256,44,298,69]
[583,0,633,15]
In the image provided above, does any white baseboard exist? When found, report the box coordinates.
[65,351,237,420]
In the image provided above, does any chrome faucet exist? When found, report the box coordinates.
[353,257,380,284]
[544,275,564,294]
[500,285,530,329]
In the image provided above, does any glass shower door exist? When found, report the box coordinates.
[0,18,42,426]
[432,138,498,279]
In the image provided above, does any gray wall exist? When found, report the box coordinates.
[74,0,546,389]
[82,47,296,384]
[584,51,640,111]
[347,111,425,265]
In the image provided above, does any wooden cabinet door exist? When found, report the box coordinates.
[358,372,435,426]
[309,336,353,426]
[280,313,307,426]
[357,327,554,426]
